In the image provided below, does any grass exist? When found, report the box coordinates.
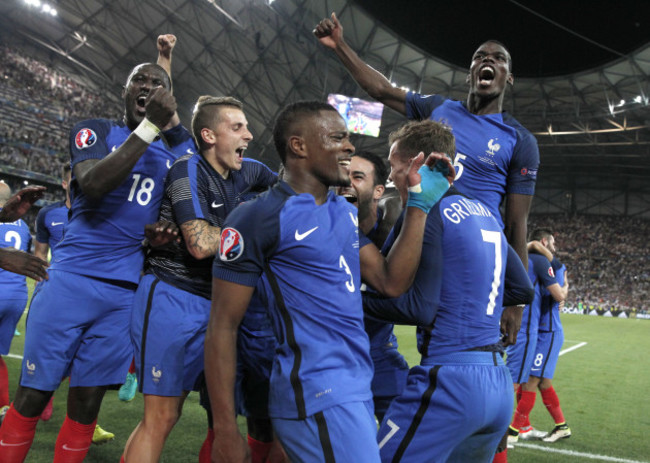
[5,280,650,462]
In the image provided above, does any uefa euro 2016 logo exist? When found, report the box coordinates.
[220,228,244,261]
[75,128,97,149]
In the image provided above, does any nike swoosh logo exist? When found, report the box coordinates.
[166,160,172,169]
[212,202,223,208]
[0,440,31,447]
[111,145,117,152]
[186,148,194,154]
[295,226,318,241]
[62,444,91,451]
[51,222,64,226]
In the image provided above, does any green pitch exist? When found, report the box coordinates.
[5,281,650,462]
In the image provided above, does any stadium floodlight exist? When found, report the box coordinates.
[24,0,42,7]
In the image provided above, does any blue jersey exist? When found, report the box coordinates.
[147,154,276,298]
[34,200,68,257]
[0,217,32,298]
[539,257,565,332]
[520,253,557,335]
[52,119,184,283]
[213,181,373,419]
[363,188,533,357]
[406,94,539,227]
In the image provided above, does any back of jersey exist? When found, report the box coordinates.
[425,193,507,356]
[0,219,32,297]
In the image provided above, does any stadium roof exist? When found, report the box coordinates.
[1,0,649,215]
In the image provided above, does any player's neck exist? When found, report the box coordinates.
[202,151,230,179]
[466,93,504,115]
[358,206,377,235]
[283,172,329,205]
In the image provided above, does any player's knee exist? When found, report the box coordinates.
[12,386,53,417]
[144,403,182,432]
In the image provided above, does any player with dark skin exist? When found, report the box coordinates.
[0,183,48,281]
[7,63,177,429]
[206,104,454,462]
[314,14,533,346]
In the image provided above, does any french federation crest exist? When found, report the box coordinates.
[220,227,244,261]
[75,128,97,149]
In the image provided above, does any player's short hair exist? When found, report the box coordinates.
[479,39,513,73]
[0,182,11,204]
[530,228,553,242]
[125,63,172,90]
[191,96,244,151]
[273,101,340,164]
[353,151,388,187]
[388,120,456,162]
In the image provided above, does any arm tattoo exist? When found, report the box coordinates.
[181,219,221,258]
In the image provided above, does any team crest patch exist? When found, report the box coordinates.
[75,128,97,149]
[220,227,244,261]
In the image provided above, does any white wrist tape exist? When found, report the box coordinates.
[133,118,160,144]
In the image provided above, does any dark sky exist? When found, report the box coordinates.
[354,0,650,77]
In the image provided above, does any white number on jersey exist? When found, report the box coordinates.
[453,153,467,180]
[4,230,22,250]
[339,254,355,293]
[127,174,155,206]
[481,229,502,316]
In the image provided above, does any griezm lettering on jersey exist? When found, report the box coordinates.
[442,197,493,224]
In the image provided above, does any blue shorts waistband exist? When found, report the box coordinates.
[421,351,504,366]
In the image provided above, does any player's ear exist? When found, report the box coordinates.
[465,73,470,84]
[507,72,514,87]
[201,127,215,145]
[373,184,385,200]
[288,136,307,159]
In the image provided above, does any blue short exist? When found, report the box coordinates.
[0,297,27,354]
[273,401,380,463]
[371,344,409,422]
[505,331,537,384]
[21,270,134,390]
[131,274,209,396]
[377,352,512,463]
[236,325,276,419]
[530,330,564,380]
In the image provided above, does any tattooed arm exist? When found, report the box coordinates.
[180,219,221,260]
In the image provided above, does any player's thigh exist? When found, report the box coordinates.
[535,330,564,380]
[378,364,512,463]
[133,275,209,396]
[21,272,94,390]
[68,276,136,387]
[273,401,380,463]
[505,333,537,384]
[0,297,27,354]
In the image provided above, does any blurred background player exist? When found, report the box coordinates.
[506,228,568,448]
[206,101,453,462]
[363,120,533,462]
[124,95,275,463]
[0,59,182,463]
[338,151,409,422]
[0,182,34,416]
[513,230,571,443]
[314,13,540,352]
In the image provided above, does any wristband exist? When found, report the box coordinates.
[133,118,161,144]
[406,163,450,213]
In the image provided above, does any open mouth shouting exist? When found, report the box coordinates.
[478,65,495,87]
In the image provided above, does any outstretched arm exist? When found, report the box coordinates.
[0,186,46,222]
[314,12,407,115]
[361,152,454,297]
[0,247,48,281]
[156,34,181,129]
[205,278,254,462]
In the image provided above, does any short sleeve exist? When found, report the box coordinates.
[506,128,539,196]
[405,92,445,121]
[34,208,49,243]
[166,157,208,225]
[69,119,111,167]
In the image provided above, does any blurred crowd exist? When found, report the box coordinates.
[0,46,120,178]
[529,214,650,314]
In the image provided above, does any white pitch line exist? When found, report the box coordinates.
[516,443,648,463]
[559,341,587,356]
[5,353,23,360]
